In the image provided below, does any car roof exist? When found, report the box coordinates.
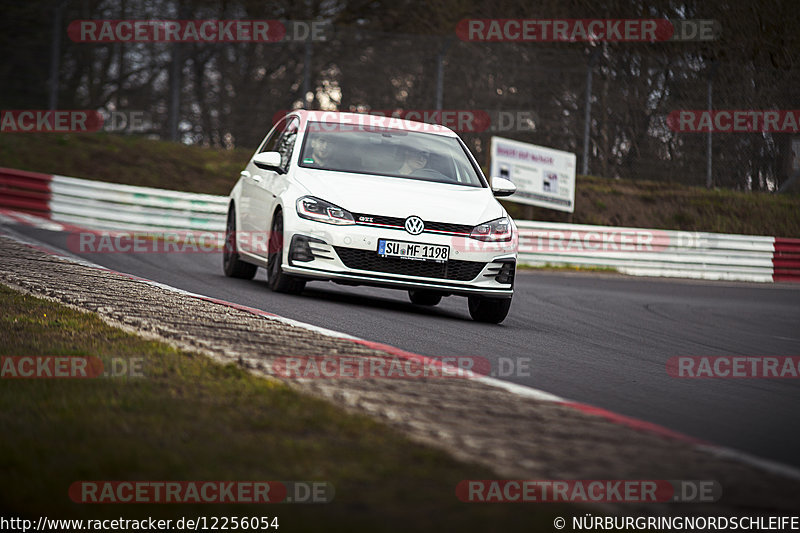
[286,110,460,138]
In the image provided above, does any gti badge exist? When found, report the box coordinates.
[404,216,425,235]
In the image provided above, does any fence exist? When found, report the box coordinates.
[1,167,798,282]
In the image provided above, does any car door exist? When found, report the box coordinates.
[240,117,288,238]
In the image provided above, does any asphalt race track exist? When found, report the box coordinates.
[6,221,800,470]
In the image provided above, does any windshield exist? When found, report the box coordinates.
[297,122,485,187]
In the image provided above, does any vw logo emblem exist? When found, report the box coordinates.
[404,216,425,235]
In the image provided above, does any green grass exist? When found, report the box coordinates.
[518,263,619,274]
[0,133,250,195]
[0,284,564,532]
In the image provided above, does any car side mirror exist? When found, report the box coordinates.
[491,177,516,197]
[252,151,283,172]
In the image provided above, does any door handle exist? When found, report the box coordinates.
[251,175,263,183]
[240,170,250,179]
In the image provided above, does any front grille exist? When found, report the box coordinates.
[353,214,404,227]
[424,221,473,235]
[334,247,486,281]
[351,213,473,236]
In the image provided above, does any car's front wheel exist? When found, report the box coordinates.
[223,205,258,279]
[467,295,512,324]
[408,290,443,306]
[267,211,306,295]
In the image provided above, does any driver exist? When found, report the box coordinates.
[397,147,431,175]
[306,136,335,167]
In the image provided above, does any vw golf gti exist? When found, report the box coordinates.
[224,110,518,323]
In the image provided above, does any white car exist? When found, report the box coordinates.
[223,110,518,323]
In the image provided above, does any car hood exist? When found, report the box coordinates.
[292,169,504,225]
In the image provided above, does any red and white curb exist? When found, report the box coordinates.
[2,215,800,483]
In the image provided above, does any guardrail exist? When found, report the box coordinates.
[1,167,227,232]
[514,221,790,283]
[1,166,798,282]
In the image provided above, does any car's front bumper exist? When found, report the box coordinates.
[281,217,517,298]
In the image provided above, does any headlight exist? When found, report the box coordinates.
[296,196,355,225]
[470,217,512,241]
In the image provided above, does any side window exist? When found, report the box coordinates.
[276,118,299,172]
[258,117,288,154]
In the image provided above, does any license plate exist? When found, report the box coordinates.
[378,239,449,262]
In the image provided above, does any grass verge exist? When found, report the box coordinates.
[0,284,563,532]
[517,263,620,274]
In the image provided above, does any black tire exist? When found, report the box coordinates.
[267,211,306,295]
[467,295,512,324]
[223,205,258,279]
[408,290,443,306]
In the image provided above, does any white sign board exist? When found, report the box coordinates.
[490,136,576,213]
